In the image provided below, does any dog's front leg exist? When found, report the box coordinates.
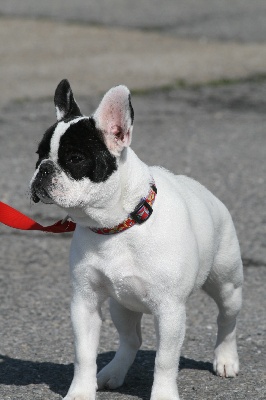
[151,304,186,400]
[63,294,102,400]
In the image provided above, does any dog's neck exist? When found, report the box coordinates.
[66,147,152,229]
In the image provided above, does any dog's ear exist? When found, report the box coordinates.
[93,85,134,156]
[54,79,82,121]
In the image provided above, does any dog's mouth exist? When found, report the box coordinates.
[31,189,40,203]
[31,185,54,204]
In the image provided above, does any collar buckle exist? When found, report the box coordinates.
[130,200,153,224]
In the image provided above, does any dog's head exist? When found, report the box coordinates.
[30,80,134,214]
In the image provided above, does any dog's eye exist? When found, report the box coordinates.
[67,154,85,164]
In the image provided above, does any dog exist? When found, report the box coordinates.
[30,79,243,400]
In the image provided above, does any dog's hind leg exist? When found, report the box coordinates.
[203,253,243,378]
[97,298,142,390]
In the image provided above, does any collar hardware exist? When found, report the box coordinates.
[130,199,153,224]
[90,180,157,235]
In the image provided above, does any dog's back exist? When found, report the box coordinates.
[149,166,242,289]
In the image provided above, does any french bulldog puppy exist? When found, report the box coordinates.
[30,80,243,400]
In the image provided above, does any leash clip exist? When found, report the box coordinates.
[61,214,71,225]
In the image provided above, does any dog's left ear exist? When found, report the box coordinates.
[54,79,82,121]
[93,85,134,156]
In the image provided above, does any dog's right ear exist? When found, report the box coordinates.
[54,79,82,121]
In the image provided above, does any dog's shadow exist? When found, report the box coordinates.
[0,351,213,399]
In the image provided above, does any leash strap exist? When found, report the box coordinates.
[0,201,76,233]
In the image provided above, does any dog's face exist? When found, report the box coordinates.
[30,80,134,212]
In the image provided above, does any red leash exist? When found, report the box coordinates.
[0,201,76,233]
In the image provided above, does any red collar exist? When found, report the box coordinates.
[90,182,157,235]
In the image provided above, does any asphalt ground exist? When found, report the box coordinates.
[0,83,265,400]
[0,2,266,400]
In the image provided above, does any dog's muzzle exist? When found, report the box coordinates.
[31,160,55,204]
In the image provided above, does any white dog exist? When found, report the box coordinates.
[30,80,243,400]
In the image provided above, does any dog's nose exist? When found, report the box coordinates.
[39,161,54,177]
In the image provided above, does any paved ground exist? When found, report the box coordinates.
[0,2,265,400]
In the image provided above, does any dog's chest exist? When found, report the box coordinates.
[107,272,152,313]
[71,231,154,313]
[99,249,154,313]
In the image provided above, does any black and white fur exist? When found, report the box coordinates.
[30,80,243,400]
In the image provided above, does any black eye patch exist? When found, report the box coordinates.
[58,118,117,182]
[65,153,85,164]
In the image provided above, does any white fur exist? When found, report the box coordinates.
[31,84,243,400]
[50,117,86,162]
[56,106,65,122]
[61,147,243,400]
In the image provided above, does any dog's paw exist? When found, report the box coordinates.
[150,389,180,400]
[63,395,90,400]
[97,363,126,390]
[63,388,96,400]
[213,350,239,378]
[151,395,180,400]
[150,380,180,400]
